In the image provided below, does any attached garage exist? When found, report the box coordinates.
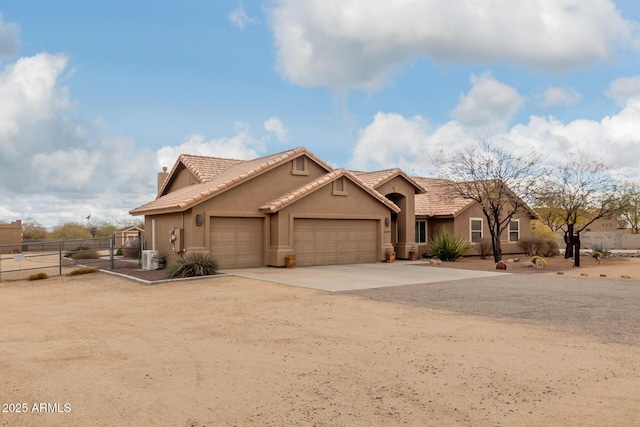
[293,219,378,267]
[210,217,263,269]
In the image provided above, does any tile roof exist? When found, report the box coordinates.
[351,169,426,193]
[131,147,323,215]
[413,177,474,217]
[179,154,245,182]
[259,169,401,213]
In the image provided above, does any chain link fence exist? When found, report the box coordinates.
[0,234,142,281]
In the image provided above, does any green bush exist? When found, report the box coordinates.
[166,253,219,279]
[429,230,470,261]
[115,248,124,256]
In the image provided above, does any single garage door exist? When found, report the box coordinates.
[210,217,263,269]
[293,219,378,267]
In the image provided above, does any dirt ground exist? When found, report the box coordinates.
[1,262,639,426]
[423,253,640,280]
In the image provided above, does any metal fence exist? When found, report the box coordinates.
[0,235,142,281]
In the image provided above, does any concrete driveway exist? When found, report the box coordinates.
[224,261,506,292]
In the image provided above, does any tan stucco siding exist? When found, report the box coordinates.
[374,176,418,258]
[164,168,199,194]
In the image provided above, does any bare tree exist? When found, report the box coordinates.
[21,217,48,240]
[534,156,619,265]
[439,142,541,263]
[616,181,640,234]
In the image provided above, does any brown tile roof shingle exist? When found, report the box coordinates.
[413,177,474,217]
[351,169,426,193]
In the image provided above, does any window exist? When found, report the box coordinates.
[470,218,483,242]
[508,219,520,242]
[291,156,309,175]
[415,221,427,243]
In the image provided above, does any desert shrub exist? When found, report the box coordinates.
[476,237,493,259]
[166,253,219,279]
[66,267,97,276]
[544,238,560,257]
[428,230,470,261]
[28,272,49,281]
[64,246,100,260]
[590,242,612,258]
[115,248,124,256]
[517,237,549,256]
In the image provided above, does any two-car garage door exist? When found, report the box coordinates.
[293,219,378,267]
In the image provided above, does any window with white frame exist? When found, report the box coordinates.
[415,221,427,243]
[508,219,520,242]
[470,218,483,242]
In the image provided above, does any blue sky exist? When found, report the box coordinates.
[1,1,640,227]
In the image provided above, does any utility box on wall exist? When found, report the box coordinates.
[169,228,183,253]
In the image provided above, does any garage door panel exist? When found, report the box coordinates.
[210,217,263,269]
[293,219,377,267]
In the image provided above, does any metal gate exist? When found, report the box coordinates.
[0,234,142,281]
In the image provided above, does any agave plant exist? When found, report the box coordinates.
[166,253,219,279]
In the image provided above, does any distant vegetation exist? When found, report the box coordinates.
[21,218,143,241]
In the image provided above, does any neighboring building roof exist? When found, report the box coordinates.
[131,147,333,215]
[413,177,474,217]
[259,169,401,213]
[351,168,427,194]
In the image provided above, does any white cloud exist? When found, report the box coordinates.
[264,116,289,142]
[0,15,19,58]
[351,95,640,178]
[606,76,640,105]
[349,112,474,173]
[156,122,265,169]
[0,52,159,227]
[450,73,524,127]
[270,0,639,91]
[541,86,582,107]
[229,6,257,30]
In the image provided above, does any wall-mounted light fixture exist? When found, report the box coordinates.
[384,217,390,227]
[195,214,204,226]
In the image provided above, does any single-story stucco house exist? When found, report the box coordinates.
[130,147,536,268]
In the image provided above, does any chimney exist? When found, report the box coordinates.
[157,166,169,192]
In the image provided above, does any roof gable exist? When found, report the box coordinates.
[351,168,426,194]
[131,147,334,215]
[259,169,401,213]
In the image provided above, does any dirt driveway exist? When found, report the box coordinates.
[1,271,639,426]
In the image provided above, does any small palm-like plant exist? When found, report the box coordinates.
[429,230,470,261]
[166,253,219,279]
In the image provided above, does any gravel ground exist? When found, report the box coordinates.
[342,274,640,345]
